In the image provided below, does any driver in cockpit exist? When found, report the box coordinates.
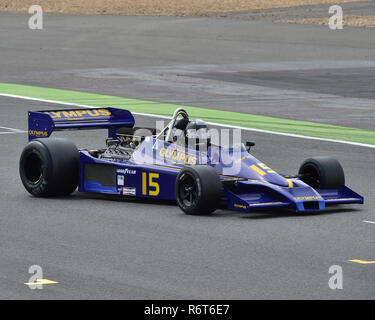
[174,118,211,148]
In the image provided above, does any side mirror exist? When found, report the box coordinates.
[246,141,256,152]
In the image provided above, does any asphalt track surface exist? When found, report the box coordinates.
[0,10,374,299]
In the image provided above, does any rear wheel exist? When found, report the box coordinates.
[19,138,79,197]
[298,156,345,189]
[175,165,222,215]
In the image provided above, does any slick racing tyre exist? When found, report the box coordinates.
[298,156,345,190]
[175,165,222,215]
[19,138,79,197]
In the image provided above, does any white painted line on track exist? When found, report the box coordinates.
[0,126,26,134]
[363,220,375,225]
[1,92,375,149]
[0,131,26,135]
[0,126,26,133]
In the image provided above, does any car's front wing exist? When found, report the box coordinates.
[224,179,363,212]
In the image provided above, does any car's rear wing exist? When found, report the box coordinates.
[28,107,135,141]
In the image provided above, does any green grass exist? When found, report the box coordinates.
[1,83,374,146]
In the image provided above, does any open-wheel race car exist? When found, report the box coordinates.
[19,106,363,214]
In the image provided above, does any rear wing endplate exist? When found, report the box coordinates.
[28,107,135,141]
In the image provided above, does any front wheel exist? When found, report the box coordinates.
[19,138,79,197]
[298,156,345,190]
[175,165,222,215]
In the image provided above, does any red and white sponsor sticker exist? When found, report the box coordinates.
[122,187,136,196]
